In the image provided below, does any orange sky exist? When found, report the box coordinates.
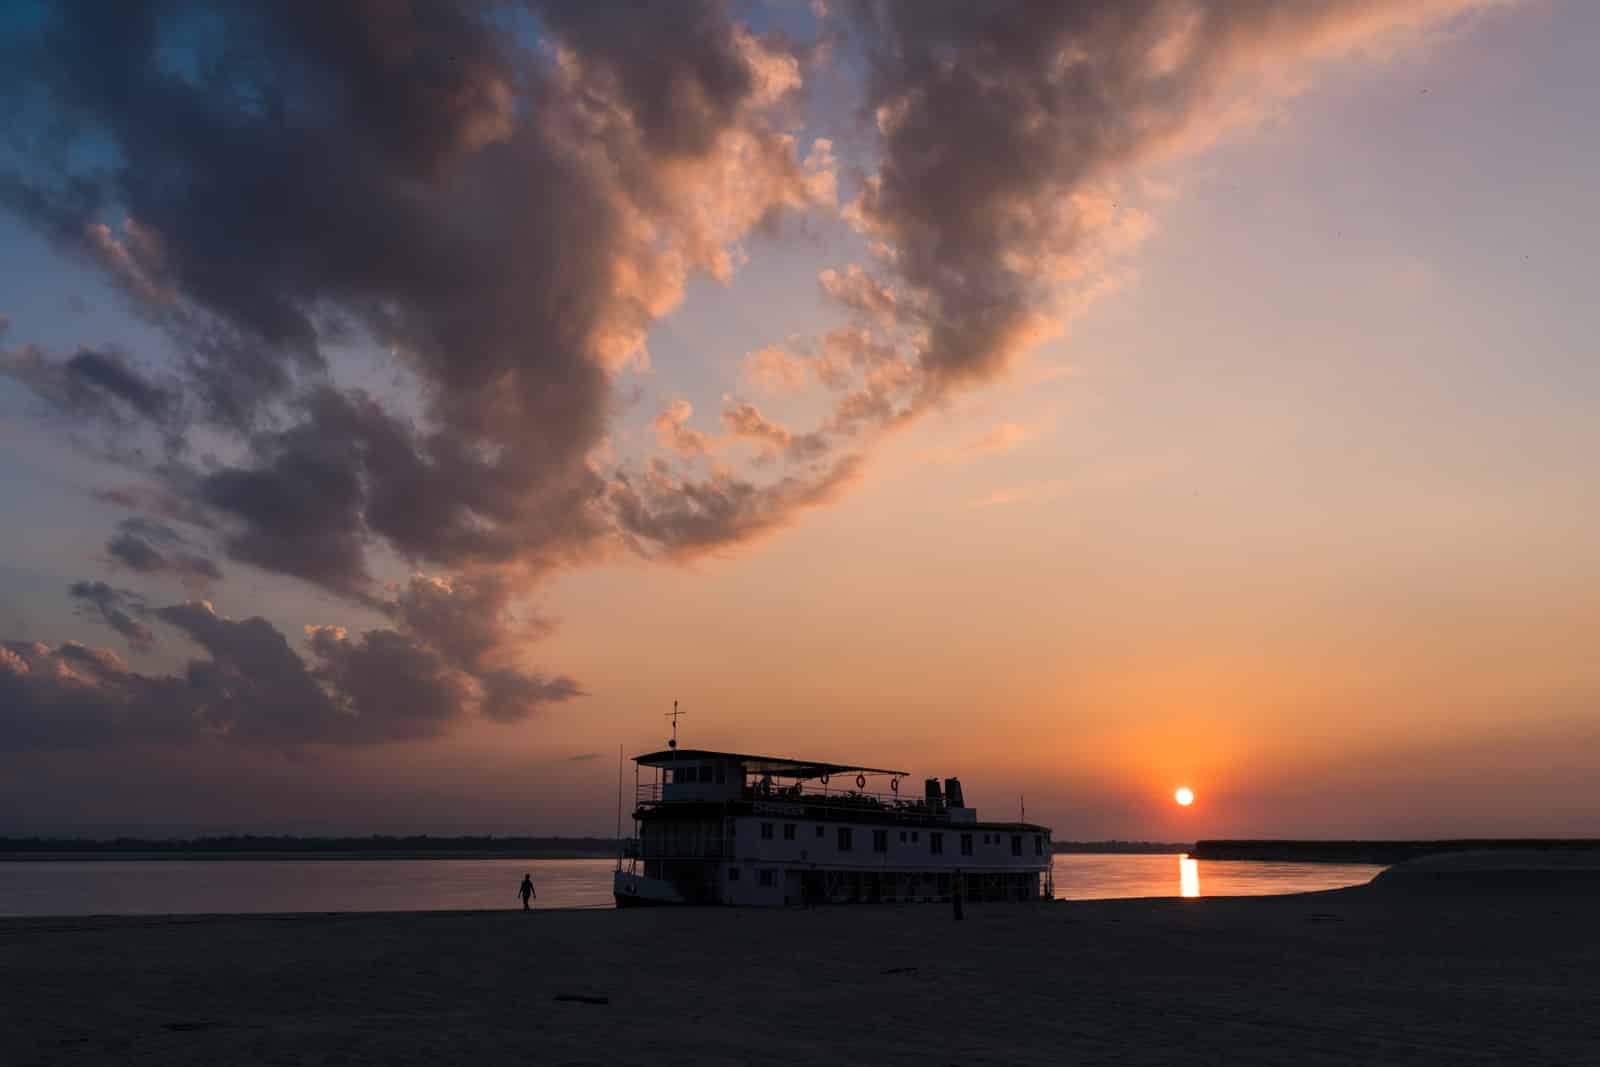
[2,1,1596,839]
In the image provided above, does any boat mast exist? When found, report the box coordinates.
[666,700,685,750]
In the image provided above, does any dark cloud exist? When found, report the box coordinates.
[838,0,1493,396]
[611,455,863,556]
[67,581,154,652]
[0,596,583,753]
[305,626,469,743]
[61,349,171,421]
[386,574,579,724]
[1,343,174,426]
[104,517,221,588]
[104,532,163,573]
[0,641,194,752]
[478,668,585,724]
[0,1,850,754]
[92,485,216,532]
[536,2,757,160]
[1,0,831,592]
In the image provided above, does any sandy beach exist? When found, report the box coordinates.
[4,865,1596,1066]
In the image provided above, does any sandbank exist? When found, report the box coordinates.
[3,871,1597,1065]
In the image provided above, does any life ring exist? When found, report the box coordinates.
[855,774,866,789]
[820,774,829,786]
[890,778,899,792]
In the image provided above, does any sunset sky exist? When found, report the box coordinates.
[2,0,1595,841]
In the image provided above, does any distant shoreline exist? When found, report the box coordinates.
[0,836,621,862]
[1194,839,1600,864]
[0,850,622,862]
[0,836,1195,862]
[16,837,1592,865]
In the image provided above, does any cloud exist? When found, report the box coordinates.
[721,400,793,453]
[1,343,175,426]
[91,485,215,531]
[653,399,713,459]
[611,454,863,556]
[0,0,1512,755]
[743,345,810,394]
[386,573,580,723]
[104,517,221,588]
[67,581,154,652]
[837,0,1509,400]
[927,421,1045,464]
[303,625,471,741]
[818,264,902,328]
[1,0,829,592]
[0,593,584,753]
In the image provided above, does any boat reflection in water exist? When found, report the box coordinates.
[1179,854,1201,897]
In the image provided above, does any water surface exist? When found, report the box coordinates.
[0,854,1382,916]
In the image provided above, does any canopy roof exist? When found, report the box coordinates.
[631,748,908,779]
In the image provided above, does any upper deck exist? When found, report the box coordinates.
[630,748,1049,834]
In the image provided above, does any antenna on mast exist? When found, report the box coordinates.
[666,700,685,749]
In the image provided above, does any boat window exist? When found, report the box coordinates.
[716,764,726,784]
[898,831,906,843]
[700,766,714,783]
[816,825,824,838]
[728,866,740,880]
[759,869,775,887]
[930,832,944,855]
[837,827,853,851]
[911,831,919,843]
[783,823,796,840]
[960,833,973,856]
[1034,835,1043,855]
[872,830,887,853]
[760,822,774,840]
[1010,835,1022,857]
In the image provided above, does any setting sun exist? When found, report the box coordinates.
[1175,788,1196,807]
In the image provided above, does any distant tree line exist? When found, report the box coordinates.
[0,835,622,855]
[0,835,1198,857]
[1193,839,1600,864]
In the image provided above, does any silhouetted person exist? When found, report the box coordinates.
[952,871,964,921]
[518,873,535,911]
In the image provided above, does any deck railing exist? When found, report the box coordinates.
[633,780,958,821]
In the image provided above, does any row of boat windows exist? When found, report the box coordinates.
[758,822,1044,856]
[668,765,726,784]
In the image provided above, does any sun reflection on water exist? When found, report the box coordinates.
[1179,854,1200,897]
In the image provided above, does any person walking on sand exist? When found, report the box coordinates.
[518,873,536,911]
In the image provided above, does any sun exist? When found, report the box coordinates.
[1174,787,1195,807]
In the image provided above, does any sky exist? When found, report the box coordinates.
[1,0,1595,841]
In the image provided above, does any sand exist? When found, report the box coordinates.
[4,870,1597,1065]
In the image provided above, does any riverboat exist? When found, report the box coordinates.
[613,744,1053,907]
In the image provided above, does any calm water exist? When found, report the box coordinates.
[0,854,1382,917]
